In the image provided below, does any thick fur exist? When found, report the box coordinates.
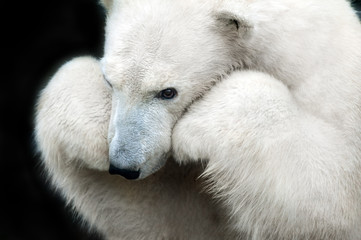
[173,71,361,239]
[100,0,361,238]
[35,0,361,239]
[35,57,233,240]
[100,0,361,178]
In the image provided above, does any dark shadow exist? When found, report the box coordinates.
[1,0,105,239]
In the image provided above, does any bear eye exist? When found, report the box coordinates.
[230,19,239,30]
[158,88,177,100]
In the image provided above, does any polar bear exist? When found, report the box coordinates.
[35,0,361,239]
[36,57,361,239]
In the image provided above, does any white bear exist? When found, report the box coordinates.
[36,57,361,239]
[35,0,361,239]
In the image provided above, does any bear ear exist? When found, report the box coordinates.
[214,11,252,36]
[99,0,113,12]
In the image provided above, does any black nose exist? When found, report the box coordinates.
[109,164,140,180]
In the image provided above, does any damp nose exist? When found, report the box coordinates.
[109,164,140,180]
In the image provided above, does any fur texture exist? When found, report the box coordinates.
[36,57,232,239]
[100,0,361,178]
[35,0,361,239]
[173,71,361,239]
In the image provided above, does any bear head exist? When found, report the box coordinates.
[100,0,253,179]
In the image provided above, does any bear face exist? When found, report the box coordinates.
[100,0,253,179]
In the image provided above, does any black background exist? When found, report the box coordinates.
[1,1,361,240]
[2,0,104,239]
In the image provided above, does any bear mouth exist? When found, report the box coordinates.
[138,152,170,179]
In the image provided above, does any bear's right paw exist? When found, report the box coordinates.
[35,57,111,171]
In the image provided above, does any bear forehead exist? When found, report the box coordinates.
[101,0,241,94]
[102,56,180,94]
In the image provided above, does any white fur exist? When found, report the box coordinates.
[35,0,361,239]
[173,71,361,239]
[169,1,361,236]
[100,0,361,178]
[35,57,233,239]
